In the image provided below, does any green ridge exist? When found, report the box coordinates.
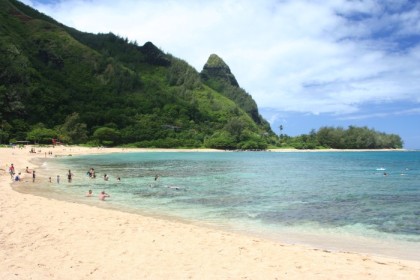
[0,0,276,149]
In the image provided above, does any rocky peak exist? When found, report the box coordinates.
[140,41,170,66]
[200,54,239,87]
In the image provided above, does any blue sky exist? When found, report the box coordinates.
[22,0,420,148]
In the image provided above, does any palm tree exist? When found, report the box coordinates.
[279,125,283,138]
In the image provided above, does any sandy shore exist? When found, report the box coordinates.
[0,146,419,279]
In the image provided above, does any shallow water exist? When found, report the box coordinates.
[18,151,420,260]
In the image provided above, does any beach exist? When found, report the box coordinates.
[0,146,419,279]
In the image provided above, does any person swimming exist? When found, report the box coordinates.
[167,185,183,191]
[99,191,110,201]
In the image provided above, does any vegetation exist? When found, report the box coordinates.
[0,0,275,149]
[278,126,403,149]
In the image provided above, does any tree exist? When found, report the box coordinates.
[224,117,248,141]
[0,130,9,144]
[0,120,11,144]
[204,131,236,149]
[93,127,120,146]
[26,126,58,144]
[57,113,88,144]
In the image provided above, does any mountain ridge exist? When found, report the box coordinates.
[0,0,276,149]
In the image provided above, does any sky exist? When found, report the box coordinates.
[21,0,420,148]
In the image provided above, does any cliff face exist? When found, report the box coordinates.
[200,54,271,129]
[200,54,239,87]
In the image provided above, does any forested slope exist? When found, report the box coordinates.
[0,0,276,149]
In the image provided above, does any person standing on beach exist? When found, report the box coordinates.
[32,170,36,183]
[57,175,60,184]
[9,164,15,179]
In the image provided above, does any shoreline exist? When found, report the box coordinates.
[1,146,419,279]
[18,153,420,262]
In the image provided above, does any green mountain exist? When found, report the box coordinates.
[0,0,276,149]
[201,54,270,128]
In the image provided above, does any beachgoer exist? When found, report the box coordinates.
[99,191,110,201]
[57,175,60,184]
[154,174,159,181]
[14,173,21,181]
[117,177,121,181]
[32,170,36,183]
[26,167,30,173]
[9,164,15,178]
[86,190,93,197]
[49,177,52,183]
[104,174,109,181]
[88,168,96,179]
[67,170,73,182]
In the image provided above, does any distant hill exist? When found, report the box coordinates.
[0,0,276,149]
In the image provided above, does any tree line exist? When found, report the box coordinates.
[279,126,403,149]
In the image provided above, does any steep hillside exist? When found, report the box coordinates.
[201,54,270,129]
[0,0,276,149]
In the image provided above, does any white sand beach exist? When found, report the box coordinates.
[0,146,419,279]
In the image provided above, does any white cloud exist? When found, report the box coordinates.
[22,0,420,116]
[338,106,420,121]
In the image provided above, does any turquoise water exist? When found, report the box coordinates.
[30,151,420,258]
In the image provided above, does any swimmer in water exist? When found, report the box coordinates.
[67,170,73,183]
[167,185,182,191]
[99,191,110,201]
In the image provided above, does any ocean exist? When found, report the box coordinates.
[22,151,420,260]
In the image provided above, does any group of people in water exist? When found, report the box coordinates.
[9,162,114,201]
[85,189,110,200]
[81,167,117,200]
[86,167,120,182]
[9,160,181,202]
